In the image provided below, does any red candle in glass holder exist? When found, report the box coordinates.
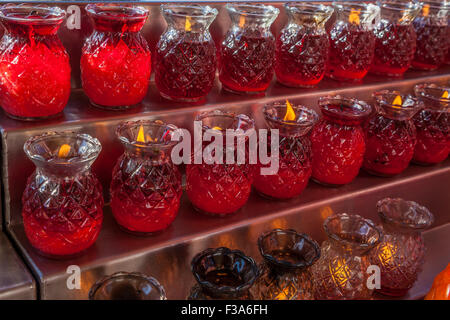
[370,1,420,77]
[186,110,255,216]
[22,132,103,258]
[155,4,217,103]
[413,84,450,165]
[254,101,318,199]
[412,1,450,70]
[363,91,421,177]
[219,4,279,95]
[110,120,182,235]
[275,3,333,88]
[326,3,380,82]
[0,4,71,120]
[310,96,372,186]
[81,4,151,109]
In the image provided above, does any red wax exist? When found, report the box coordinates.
[327,25,375,81]
[275,32,329,87]
[219,33,275,94]
[22,174,103,257]
[81,7,151,108]
[363,115,417,176]
[412,18,448,70]
[371,24,417,76]
[155,38,216,102]
[186,162,253,216]
[310,103,367,186]
[0,11,70,119]
[254,136,312,199]
[413,109,450,164]
[110,157,182,234]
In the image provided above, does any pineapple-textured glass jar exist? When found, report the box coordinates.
[110,120,182,235]
[252,229,320,300]
[370,198,434,297]
[22,132,103,258]
[311,213,382,300]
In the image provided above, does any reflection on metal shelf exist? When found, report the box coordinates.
[7,160,450,299]
[0,233,36,300]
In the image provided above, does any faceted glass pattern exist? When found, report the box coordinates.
[81,4,151,109]
[370,1,420,76]
[254,103,318,199]
[155,4,217,102]
[310,96,371,186]
[110,120,182,234]
[275,3,333,87]
[363,91,420,177]
[326,3,379,81]
[0,4,70,120]
[219,4,279,94]
[22,132,103,257]
[370,198,434,296]
[252,229,320,300]
[311,213,382,300]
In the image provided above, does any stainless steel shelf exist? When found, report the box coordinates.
[0,233,36,300]
[0,1,449,300]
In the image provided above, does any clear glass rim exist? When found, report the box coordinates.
[373,90,422,112]
[263,102,319,128]
[85,3,149,20]
[378,0,422,12]
[258,229,321,270]
[414,83,450,104]
[23,131,102,166]
[226,3,280,18]
[195,109,255,134]
[88,271,167,300]
[284,2,334,15]
[0,3,66,24]
[377,198,434,230]
[419,0,450,10]
[319,95,373,120]
[324,213,382,250]
[116,119,178,150]
[161,3,218,19]
[191,247,259,296]
[333,1,380,13]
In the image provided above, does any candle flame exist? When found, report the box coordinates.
[392,95,402,107]
[58,144,71,158]
[212,126,222,131]
[136,125,146,143]
[422,4,430,17]
[349,8,361,25]
[442,91,449,99]
[284,100,296,121]
[239,15,246,28]
[185,16,192,32]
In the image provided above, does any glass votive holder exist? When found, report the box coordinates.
[89,271,167,300]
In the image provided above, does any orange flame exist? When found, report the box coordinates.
[212,126,222,131]
[442,91,449,99]
[349,8,361,25]
[136,125,146,143]
[284,100,296,121]
[239,15,246,28]
[422,4,430,17]
[58,144,71,158]
[392,95,402,107]
[185,16,192,32]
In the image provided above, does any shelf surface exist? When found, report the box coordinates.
[7,159,450,299]
[0,232,36,300]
